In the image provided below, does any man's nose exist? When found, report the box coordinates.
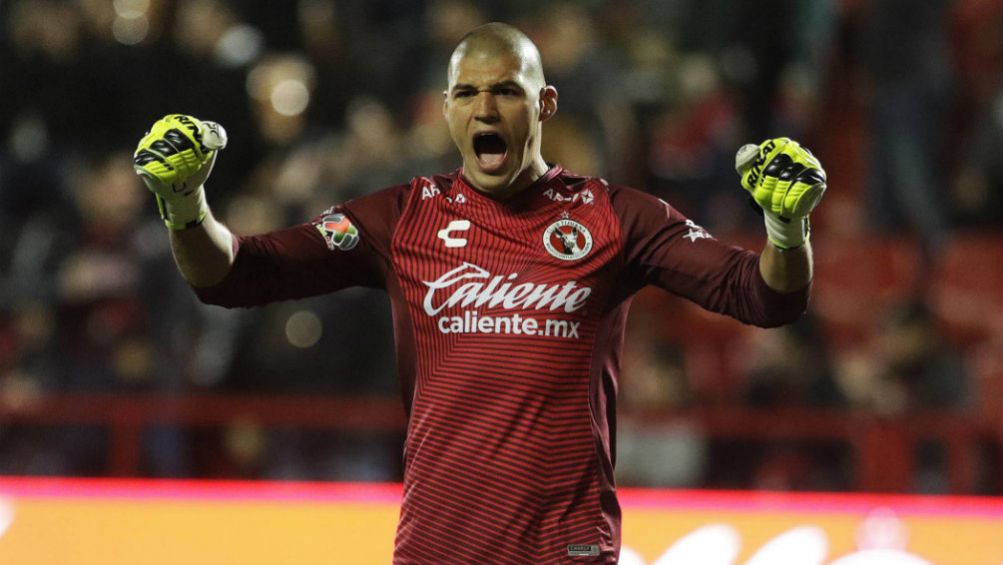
[474,92,499,122]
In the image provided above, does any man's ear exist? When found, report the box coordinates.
[539,86,558,121]
[442,90,449,118]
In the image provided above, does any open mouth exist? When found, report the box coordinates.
[473,132,508,173]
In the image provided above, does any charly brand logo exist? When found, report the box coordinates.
[437,219,470,248]
[314,213,359,251]
[543,218,593,261]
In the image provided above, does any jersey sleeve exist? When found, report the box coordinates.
[193,184,410,308]
[611,184,808,327]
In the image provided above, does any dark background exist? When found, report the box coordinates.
[0,0,1000,494]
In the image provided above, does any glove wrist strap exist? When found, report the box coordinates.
[764,213,809,250]
[155,186,209,230]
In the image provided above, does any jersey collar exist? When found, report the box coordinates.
[454,165,564,208]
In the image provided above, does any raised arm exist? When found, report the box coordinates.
[168,213,236,287]
[133,114,390,308]
[612,185,809,328]
[613,136,826,327]
[132,114,235,287]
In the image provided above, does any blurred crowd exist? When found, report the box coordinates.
[0,0,1001,492]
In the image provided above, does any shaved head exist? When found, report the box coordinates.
[447,22,545,88]
[442,22,557,198]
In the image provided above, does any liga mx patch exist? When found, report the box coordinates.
[543,218,593,261]
[567,544,600,557]
[315,213,359,251]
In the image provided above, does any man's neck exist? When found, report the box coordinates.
[471,158,551,202]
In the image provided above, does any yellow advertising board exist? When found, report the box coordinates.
[0,479,1000,564]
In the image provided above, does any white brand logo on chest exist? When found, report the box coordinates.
[437,220,470,248]
[421,262,591,316]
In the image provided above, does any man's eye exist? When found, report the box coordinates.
[496,88,518,96]
[455,91,474,98]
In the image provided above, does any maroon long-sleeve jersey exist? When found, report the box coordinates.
[195,167,808,564]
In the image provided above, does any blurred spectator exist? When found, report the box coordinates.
[853,300,973,494]
[830,301,978,491]
[246,54,316,148]
[740,314,849,492]
[947,0,1003,183]
[297,0,359,129]
[2,0,95,149]
[952,81,1003,228]
[858,0,954,260]
[0,301,59,475]
[56,152,164,391]
[194,423,402,482]
[639,0,836,231]
[836,300,969,416]
[742,313,845,409]
[532,2,628,177]
[401,0,486,177]
[167,0,263,198]
[54,151,195,475]
[617,339,706,488]
[645,53,743,229]
[417,0,487,90]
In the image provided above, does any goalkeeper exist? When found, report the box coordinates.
[132,23,826,565]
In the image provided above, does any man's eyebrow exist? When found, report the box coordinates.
[450,81,525,92]
[492,80,524,91]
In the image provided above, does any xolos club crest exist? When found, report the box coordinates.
[315,213,359,251]
[543,217,593,261]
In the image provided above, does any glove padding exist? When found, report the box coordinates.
[133,114,227,229]
[735,137,826,249]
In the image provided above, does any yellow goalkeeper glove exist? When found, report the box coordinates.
[735,137,826,249]
[133,114,227,230]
